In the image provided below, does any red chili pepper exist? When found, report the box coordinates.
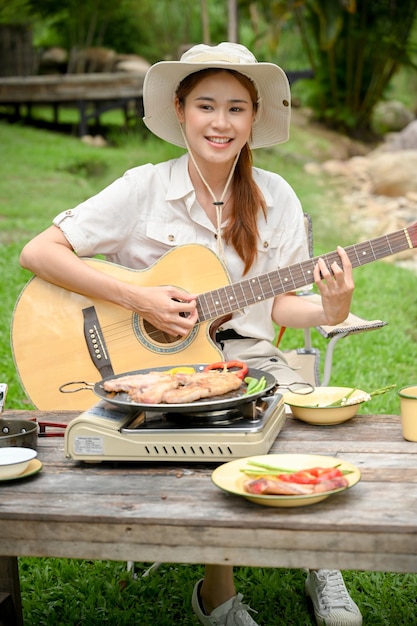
[203,360,249,380]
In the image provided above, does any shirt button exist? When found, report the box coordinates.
[263,241,269,248]
[168,234,175,242]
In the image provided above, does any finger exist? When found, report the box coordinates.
[314,258,332,282]
[336,245,352,269]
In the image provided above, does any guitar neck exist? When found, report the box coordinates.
[197,223,417,322]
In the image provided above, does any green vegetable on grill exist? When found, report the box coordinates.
[244,375,267,395]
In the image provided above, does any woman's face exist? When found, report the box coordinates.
[175,71,255,167]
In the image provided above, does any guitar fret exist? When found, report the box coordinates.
[259,275,275,300]
[299,261,314,285]
[210,289,226,316]
[231,281,247,310]
[248,276,265,304]
[245,277,257,305]
[223,283,239,311]
[276,267,297,291]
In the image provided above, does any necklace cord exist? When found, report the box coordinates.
[179,124,240,258]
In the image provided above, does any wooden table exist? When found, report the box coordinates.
[1,409,416,625]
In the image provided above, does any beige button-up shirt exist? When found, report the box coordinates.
[53,153,309,342]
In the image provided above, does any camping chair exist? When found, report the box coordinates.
[282,214,387,386]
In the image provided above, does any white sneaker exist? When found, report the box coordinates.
[192,579,259,626]
[305,570,362,626]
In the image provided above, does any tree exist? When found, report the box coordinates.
[290,0,417,137]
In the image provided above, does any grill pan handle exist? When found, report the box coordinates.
[59,381,95,394]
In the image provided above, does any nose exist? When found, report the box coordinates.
[212,108,230,129]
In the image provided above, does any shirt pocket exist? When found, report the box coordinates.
[145,220,209,248]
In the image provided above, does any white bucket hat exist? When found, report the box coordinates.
[143,42,291,149]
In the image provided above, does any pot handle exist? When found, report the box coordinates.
[59,381,94,394]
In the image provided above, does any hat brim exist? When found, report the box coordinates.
[143,60,291,149]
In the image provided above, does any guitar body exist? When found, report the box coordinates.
[12,245,225,410]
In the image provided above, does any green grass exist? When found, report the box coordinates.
[18,560,417,625]
[1,115,417,624]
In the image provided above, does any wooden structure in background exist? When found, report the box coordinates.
[0,72,145,135]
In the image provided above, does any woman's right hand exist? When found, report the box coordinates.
[123,284,198,337]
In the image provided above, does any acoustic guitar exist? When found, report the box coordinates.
[11,224,417,410]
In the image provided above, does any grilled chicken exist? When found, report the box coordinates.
[163,371,242,404]
[103,372,174,394]
[102,370,242,404]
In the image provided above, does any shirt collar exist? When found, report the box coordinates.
[165,154,194,202]
[165,153,274,211]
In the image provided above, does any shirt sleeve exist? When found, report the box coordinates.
[53,164,154,257]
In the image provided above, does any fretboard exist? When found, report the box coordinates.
[196,223,417,322]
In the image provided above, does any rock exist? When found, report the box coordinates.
[366,151,417,196]
[294,107,417,274]
[81,135,107,147]
[115,55,150,73]
[383,119,417,151]
[372,100,414,134]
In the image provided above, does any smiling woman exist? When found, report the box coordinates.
[17,41,359,626]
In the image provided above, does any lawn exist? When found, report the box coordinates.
[1,113,417,624]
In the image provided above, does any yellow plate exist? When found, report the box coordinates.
[0,458,43,482]
[211,454,361,508]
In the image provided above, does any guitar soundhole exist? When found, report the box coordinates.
[132,313,198,355]
[143,319,179,345]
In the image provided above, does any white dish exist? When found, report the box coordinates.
[0,447,38,479]
[0,459,42,482]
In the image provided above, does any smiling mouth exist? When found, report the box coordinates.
[207,137,232,144]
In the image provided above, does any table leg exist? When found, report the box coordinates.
[0,557,23,626]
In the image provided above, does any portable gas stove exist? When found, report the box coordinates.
[64,393,285,463]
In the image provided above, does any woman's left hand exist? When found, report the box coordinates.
[314,246,354,325]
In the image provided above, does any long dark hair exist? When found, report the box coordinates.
[176,68,267,274]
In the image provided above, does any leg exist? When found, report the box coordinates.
[198,565,236,614]
[192,565,259,625]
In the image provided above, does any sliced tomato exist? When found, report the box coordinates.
[277,466,344,485]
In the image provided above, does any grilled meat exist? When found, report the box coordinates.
[103,371,173,394]
[163,371,242,404]
[102,370,243,404]
[243,474,349,496]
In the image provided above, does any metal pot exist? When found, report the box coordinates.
[0,419,38,450]
[0,383,38,449]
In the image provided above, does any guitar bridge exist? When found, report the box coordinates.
[82,306,114,378]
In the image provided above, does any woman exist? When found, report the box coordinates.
[20,43,361,626]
